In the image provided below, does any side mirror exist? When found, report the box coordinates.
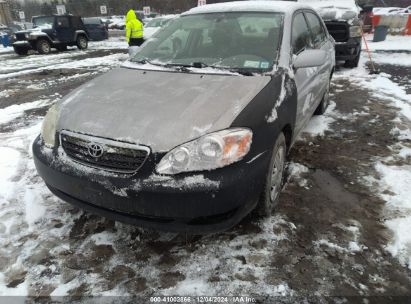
[293,49,327,70]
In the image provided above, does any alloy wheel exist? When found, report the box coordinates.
[269,144,285,202]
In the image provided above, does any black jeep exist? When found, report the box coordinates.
[13,15,89,55]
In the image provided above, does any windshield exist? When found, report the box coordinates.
[132,12,283,73]
[33,17,55,29]
[146,18,165,28]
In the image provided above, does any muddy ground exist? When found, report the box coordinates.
[0,46,410,302]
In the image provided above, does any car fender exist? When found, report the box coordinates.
[74,30,89,40]
[231,68,297,163]
[28,31,51,41]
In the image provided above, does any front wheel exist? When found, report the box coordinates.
[36,39,51,54]
[256,133,287,217]
[76,35,88,50]
[345,50,361,68]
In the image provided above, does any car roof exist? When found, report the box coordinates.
[182,1,311,16]
[32,15,80,18]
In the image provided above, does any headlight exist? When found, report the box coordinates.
[156,128,253,175]
[349,26,362,38]
[24,33,30,39]
[41,104,59,148]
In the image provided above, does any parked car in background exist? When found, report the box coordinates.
[299,0,362,68]
[144,15,178,39]
[13,15,89,55]
[100,17,111,29]
[83,17,109,41]
[33,1,335,233]
[108,15,126,30]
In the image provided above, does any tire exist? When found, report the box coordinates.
[13,46,28,56]
[76,35,88,50]
[36,39,51,55]
[344,50,361,68]
[314,79,330,115]
[56,45,67,52]
[36,39,51,54]
[256,133,287,217]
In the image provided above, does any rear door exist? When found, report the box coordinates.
[55,16,74,43]
[291,11,317,134]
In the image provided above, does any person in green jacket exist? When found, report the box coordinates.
[126,9,144,46]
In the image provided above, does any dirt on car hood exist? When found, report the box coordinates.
[56,67,272,152]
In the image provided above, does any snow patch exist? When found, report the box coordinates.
[0,98,57,125]
[301,101,336,136]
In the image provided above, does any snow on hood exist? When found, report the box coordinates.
[56,67,272,152]
[298,0,360,20]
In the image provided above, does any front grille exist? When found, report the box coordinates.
[325,22,349,42]
[15,33,27,41]
[60,130,150,174]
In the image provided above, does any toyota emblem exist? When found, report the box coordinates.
[87,143,104,158]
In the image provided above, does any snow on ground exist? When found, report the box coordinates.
[0,51,128,80]
[371,52,411,67]
[334,42,411,270]
[88,38,128,50]
[301,101,337,137]
[0,46,13,54]
[365,34,411,52]
[0,37,128,81]
[0,96,60,125]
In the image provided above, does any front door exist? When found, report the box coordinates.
[304,11,334,109]
[291,12,318,134]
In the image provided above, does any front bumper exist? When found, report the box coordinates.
[335,37,362,61]
[12,41,32,49]
[33,136,269,234]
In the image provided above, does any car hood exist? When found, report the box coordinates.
[301,0,359,21]
[56,67,271,152]
[16,28,49,35]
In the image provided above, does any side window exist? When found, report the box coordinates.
[305,12,327,48]
[71,17,81,29]
[291,13,312,55]
[56,17,69,28]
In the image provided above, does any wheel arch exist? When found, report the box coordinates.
[281,124,293,153]
[74,30,89,40]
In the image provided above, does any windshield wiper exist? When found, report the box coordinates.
[228,68,255,76]
[164,63,192,73]
[132,58,166,67]
[133,60,192,72]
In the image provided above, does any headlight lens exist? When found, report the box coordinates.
[156,128,253,175]
[24,33,30,39]
[349,26,362,38]
[41,104,59,148]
